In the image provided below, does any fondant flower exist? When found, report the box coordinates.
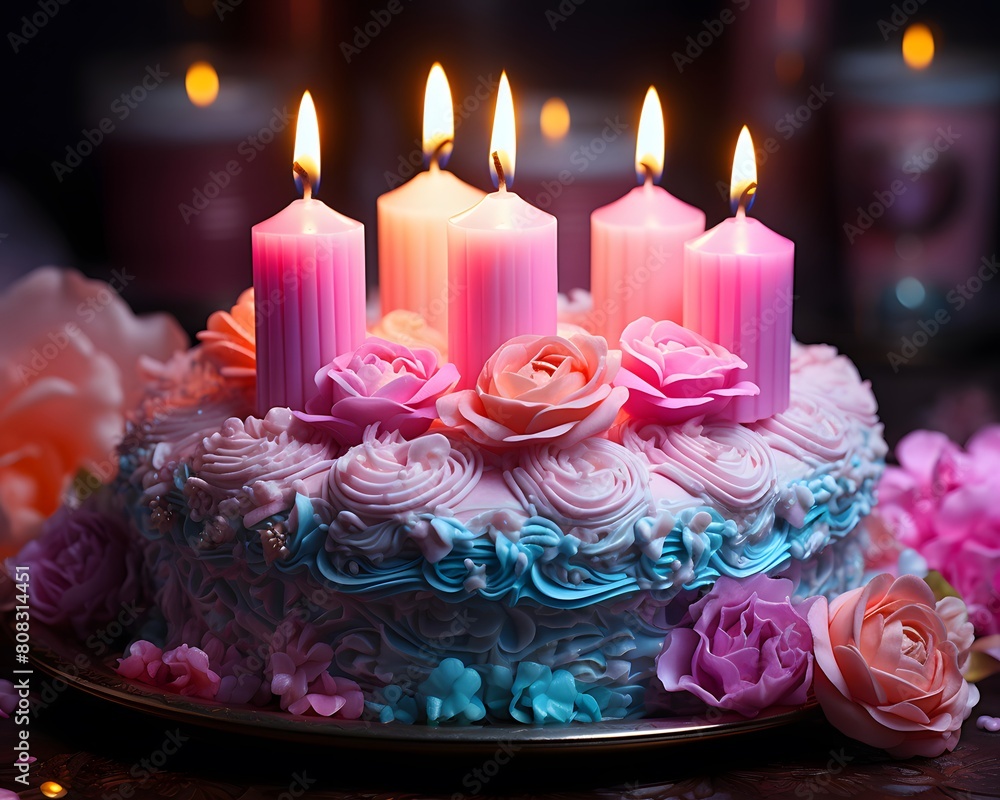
[264,624,361,717]
[296,337,459,446]
[807,574,979,758]
[196,287,255,384]
[116,641,221,700]
[656,574,817,717]
[13,504,143,639]
[437,332,627,450]
[419,658,486,724]
[613,318,758,425]
[0,268,186,554]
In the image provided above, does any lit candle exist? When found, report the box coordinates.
[590,87,705,343]
[377,63,486,338]
[683,126,794,423]
[253,91,366,413]
[447,71,558,389]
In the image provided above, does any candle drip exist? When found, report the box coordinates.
[492,151,506,192]
[293,161,313,201]
[429,138,454,171]
[735,181,757,218]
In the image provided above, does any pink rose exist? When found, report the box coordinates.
[295,337,459,446]
[437,332,627,450]
[807,574,980,758]
[656,574,817,717]
[613,317,758,425]
[14,504,143,639]
[0,268,187,554]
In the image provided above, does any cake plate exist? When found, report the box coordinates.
[27,624,820,755]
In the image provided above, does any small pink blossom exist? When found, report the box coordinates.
[296,337,459,447]
[265,625,362,717]
[116,640,220,700]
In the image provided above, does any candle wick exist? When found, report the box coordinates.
[736,182,757,217]
[640,160,656,187]
[492,151,506,191]
[293,161,312,201]
[429,138,453,171]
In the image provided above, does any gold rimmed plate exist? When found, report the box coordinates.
[27,624,819,755]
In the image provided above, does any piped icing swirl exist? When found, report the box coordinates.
[617,419,777,521]
[750,389,851,468]
[328,429,483,527]
[504,438,654,562]
[184,409,337,529]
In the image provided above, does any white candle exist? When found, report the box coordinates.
[377,63,486,338]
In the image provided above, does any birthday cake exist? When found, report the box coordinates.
[14,284,887,725]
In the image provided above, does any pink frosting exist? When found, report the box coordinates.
[617,419,777,515]
[185,408,338,530]
[791,342,878,425]
[614,317,758,424]
[751,389,851,468]
[296,336,459,447]
[329,430,483,526]
[505,437,653,554]
[437,332,628,450]
[807,574,979,758]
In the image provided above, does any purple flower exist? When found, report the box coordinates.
[116,640,220,700]
[614,318,758,425]
[15,505,143,639]
[295,337,459,447]
[656,574,816,717]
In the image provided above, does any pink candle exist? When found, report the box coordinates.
[378,63,486,338]
[591,87,705,342]
[683,126,794,423]
[253,91,366,413]
[447,71,558,389]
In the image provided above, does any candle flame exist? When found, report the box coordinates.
[903,23,934,70]
[423,62,454,167]
[540,97,570,141]
[489,71,516,189]
[40,782,68,799]
[635,86,664,184]
[293,90,321,197]
[730,125,757,215]
[185,61,219,108]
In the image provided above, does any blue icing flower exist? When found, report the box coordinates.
[369,684,420,724]
[713,514,791,579]
[508,662,579,725]
[419,658,486,724]
[643,507,726,593]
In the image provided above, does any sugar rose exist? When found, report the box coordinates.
[437,332,627,450]
[614,317,758,425]
[295,337,459,446]
[807,574,980,758]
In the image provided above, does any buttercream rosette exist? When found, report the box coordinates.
[295,336,459,446]
[437,332,627,450]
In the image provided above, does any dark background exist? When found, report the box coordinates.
[1,0,999,449]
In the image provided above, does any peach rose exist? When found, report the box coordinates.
[196,287,255,384]
[437,332,628,449]
[0,268,187,554]
[807,574,980,758]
